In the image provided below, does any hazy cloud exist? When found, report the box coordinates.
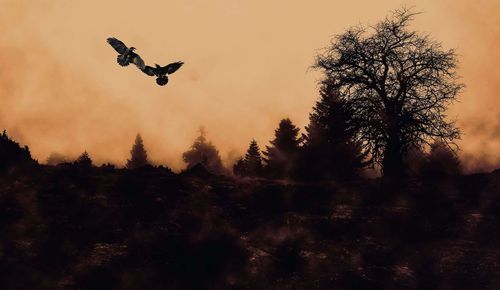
[0,0,498,172]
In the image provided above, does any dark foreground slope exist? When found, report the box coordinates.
[1,163,500,290]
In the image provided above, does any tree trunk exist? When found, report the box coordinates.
[382,107,404,177]
[383,134,403,177]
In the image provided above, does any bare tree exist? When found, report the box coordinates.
[314,9,463,176]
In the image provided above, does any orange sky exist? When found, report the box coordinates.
[0,0,498,171]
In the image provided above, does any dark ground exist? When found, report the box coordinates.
[1,163,500,290]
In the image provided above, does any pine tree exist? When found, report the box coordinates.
[262,118,301,179]
[182,127,225,174]
[232,157,247,177]
[298,83,365,180]
[234,139,264,177]
[126,134,149,169]
[0,129,35,173]
[245,139,263,177]
[303,83,358,147]
[74,151,92,168]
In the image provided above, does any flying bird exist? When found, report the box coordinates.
[106,37,146,70]
[142,62,184,86]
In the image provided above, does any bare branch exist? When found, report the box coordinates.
[313,9,463,170]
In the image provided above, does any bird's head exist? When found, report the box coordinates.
[130,47,136,51]
[155,64,161,69]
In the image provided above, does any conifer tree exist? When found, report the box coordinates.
[298,83,365,180]
[263,118,301,178]
[0,129,35,172]
[245,139,263,176]
[233,139,263,177]
[182,127,225,174]
[74,151,92,168]
[126,134,149,169]
[232,157,247,177]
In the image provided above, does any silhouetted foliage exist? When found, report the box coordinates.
[0,129,35,174]
[1,10,498,290]
[126,134,150,169]
[182,128,225,174]
[314,9,463,177]
[423,141,462,177]
[403,142,461,177]
[233,139,263,177]
[100,163,116,170]
[74,151,93,168]
[46,152,70,166]
[262,118,302,179]
[1,132,500,289]
[297,84,365,181]
[232,158,247,177]
[404,146,428,176]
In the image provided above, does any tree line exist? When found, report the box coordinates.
[235,9,463,180]
[1,9,464,180]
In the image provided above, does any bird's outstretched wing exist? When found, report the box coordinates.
[107,37,128,54]
[131,54,146,70]
[162,61,184,75]
[142,65,157,76]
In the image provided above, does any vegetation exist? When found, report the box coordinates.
[1,9,497,290]
[262,118,301,179]
[0,133,499,289]
[74,151,93,168]
[0,130,35,173]
[182,128,225,174]
[126,134,150,169]
[297,83,365,181]
[233,139,264,177]
[314,9,463,177]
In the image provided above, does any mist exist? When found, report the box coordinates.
[0,0,498,172]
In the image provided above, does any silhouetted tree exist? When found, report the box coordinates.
[100,163,116,170]
[245,140,263,177]
[46,152,70,166]
[297,83,365,181]
[126,134,149,169]
[403,146,427,176]
[233,139,263,177]
[74,151,92,168]
[422,141,462,176]
[262,118,301,179]
[0,129,35,173]
[233,158,247,177]
[182,127,225,174]
[314,9,463,177]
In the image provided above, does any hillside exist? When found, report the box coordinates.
[1,161,500,289]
